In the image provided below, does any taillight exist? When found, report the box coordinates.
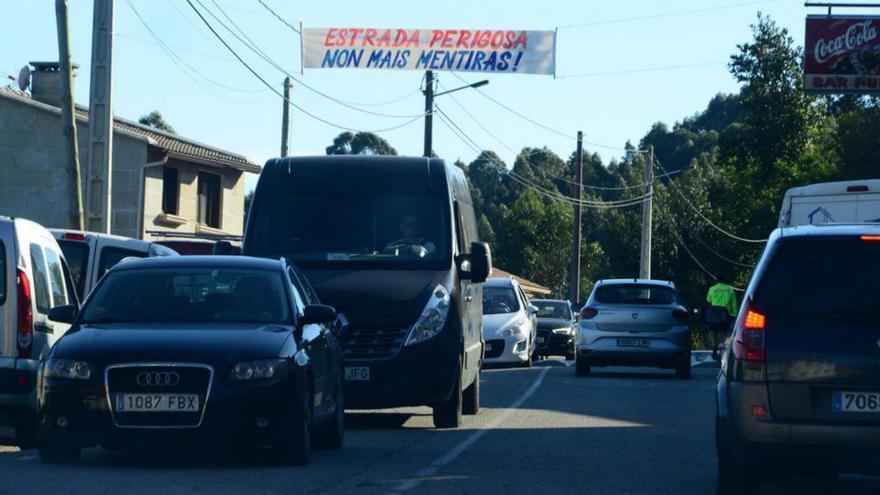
[672,309,689,321]
[62,232,86,241]
[580,307,598,319]
[16,269,33,359]
[732,303,765,362]
[860,235,880,242]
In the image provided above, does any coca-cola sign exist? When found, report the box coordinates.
[805,16,880,94]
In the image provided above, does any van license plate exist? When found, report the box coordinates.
[833,391,880,412]
[345,367,370,381]
[617,338,650,348]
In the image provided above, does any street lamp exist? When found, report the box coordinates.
[423,71,489,157]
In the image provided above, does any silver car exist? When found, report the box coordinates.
[576,279,692,378]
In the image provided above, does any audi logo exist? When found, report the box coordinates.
[136,371,180,387]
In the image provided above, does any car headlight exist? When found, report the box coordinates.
[405,285,450,346]
[230,359,288,380]
[552,328,571,335]
[501,325,525,337]
[45,359,92,380]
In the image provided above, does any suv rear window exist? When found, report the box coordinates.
[595,284,678,305]
[58,240,89,298]
[755,236,880,318]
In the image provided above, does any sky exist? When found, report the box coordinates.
[2,0,871,192]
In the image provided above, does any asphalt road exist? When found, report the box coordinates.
[2,360,880,495]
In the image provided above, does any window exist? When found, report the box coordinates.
[535,302,572,319]
[29,244,51,314]
[98,247,146,279]
[162,166,180,215]
[198,172,222,229]
[483,286,521,315]
[44,248,69,306]
[595,284,678,305]
[57,240,89,298]
[0,242,5,305]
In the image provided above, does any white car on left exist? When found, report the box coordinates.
[481,277,537,367]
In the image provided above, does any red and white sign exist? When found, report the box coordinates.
[805,16,880,94]
[302,28,557,75]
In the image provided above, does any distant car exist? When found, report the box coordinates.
[576,279,691,378]
[716,225,880,493]
[36,256,345,465]
[482,277,538,367]
[51,229,177,299]
[531,299,577,360]
[0,217,78,449]
[777,179,880,227]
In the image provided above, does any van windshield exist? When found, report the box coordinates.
[249,195,451,268]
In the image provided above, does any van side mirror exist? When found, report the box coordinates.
[460,242,492,283]
[213,240,234,255]
[301,304,337,325]
[48,305,77,324]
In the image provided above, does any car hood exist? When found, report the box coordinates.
[537,318,574,330]
[482,312,527,338]
[52,323,293,364]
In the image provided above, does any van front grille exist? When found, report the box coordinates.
[340,325,410,360]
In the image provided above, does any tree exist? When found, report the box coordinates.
[325,132,397,155]
[138,110,176,134]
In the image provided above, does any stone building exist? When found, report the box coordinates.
[0,62,260,240]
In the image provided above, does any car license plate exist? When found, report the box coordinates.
[537,337,545,344]
[833,391,880,413]
[617,338,650,348]
[345,367,370,381]
[116,394,198,412]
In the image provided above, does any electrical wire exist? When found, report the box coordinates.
[557,0,783,29]
[256,0,301,34]
[556,61,725,79]
[185,0,423,133]
[0,69,15,81]
[664,204,754,268]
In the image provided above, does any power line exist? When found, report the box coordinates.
[185,0,423,133]
[663,204,754,268]
[256,0,301,34]
[557,0,783,29]
[557,61,725,79]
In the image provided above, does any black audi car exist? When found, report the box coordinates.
[531,299,577,360]
[36,256,345,465]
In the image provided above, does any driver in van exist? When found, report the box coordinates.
[385,215,436,256]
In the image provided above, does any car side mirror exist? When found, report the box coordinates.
[528,304,539,315]
[213,240,234,255]
[48,304,77,324]
[460,241,492,283]
[301,304,337,325]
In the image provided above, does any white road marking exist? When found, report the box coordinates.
[386,366,551,494]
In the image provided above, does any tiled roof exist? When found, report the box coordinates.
[490,267,552,295]
[1,87,261,174]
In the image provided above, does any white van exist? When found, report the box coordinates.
[0,217,78,448]
[778,180,880,228]
[51,230,177,299]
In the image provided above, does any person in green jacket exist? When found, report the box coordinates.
[705,273,739,359]
[706,280,739,317]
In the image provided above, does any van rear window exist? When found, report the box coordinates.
[57,240,89,298]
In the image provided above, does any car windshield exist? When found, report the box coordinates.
[594,284,678,305]
[80,268,290,324]
[483,286,520,315]
[534,301,571,319]
[249,195,450,268]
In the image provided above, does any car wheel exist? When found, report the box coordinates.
[676,360,691,379]
[462,371,480,415]
[575,357,591,377]
[38,437,81,464]
[315,374,344,450]
[433,360,463,429]
[274,378,312,465]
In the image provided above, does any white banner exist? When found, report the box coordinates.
[301,28,556,75]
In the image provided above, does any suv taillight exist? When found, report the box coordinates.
[16,269,33,359]
[732,300,765,362]
[580,307,598,319]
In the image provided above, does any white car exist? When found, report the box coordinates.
[481,277,537,367]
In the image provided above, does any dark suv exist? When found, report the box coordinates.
[716,225,880,493]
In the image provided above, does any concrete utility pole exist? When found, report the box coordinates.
[86,0,115,233]
[280,77,291,157]
[422,70,434,157]
[569,131,584,304]
[55,0,84,230]
[639,145,655,280]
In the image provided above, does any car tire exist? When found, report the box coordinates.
[274,378,312,465]
[575,357,591,377]
[462,371,480,415]
[38,438,81,464]
[565,349,576,361]
[433,361,463,429]
[315,374,344,450]
[676,360,691,379]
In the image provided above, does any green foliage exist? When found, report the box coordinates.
[138,110,175,134]
[326,132,397,155]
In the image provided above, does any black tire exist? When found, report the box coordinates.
[38,438,81,464]
[565,348,576,361]
[462,371,480,415]
[676,360,692,379]
[274,378,312,465]
[433,362,463,429]
[315,374,344,450]
[575,357,591,377]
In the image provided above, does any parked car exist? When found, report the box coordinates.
[482,277,538,367]
[36,255,345,465]
[51,229,178,298]
[576,279,691,378]
[0,217,78,448]
[778,179,880,227]
[531,298,577,360]
[716,224,880,493]
[242,155,491,428]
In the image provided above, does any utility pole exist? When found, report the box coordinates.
[569,131,584,304]
[423,70,433,157]
[639,145,654,280]
[86,0,115,233]
[280,77,291,157]
[55,0,84,230]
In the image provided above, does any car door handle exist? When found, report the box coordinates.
[34,322,54,334]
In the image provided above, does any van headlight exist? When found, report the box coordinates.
[405,285,450,346]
